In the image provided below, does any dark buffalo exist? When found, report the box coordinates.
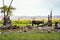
[32,20,44,26]
[54,22,60,29]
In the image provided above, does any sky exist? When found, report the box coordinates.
[0,0,60,16]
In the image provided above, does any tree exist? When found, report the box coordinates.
[0,0,15,26]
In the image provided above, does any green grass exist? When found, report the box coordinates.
[0,31,60,40]
[0,19,60,26]
[0,19,60,40]
[12,24,32,26]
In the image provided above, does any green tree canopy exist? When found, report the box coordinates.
[0,5,15,16]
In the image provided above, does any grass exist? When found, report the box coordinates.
[12,24,32,26]
[0,19,60,40]
[0,31,60,40]
[0,19,60,26]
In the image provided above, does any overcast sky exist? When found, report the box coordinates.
[0,0,60,16]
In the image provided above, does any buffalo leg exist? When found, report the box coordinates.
[32,24,34,26]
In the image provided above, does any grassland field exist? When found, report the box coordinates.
[0,30,60,40]
[0,18,60,26]
[0,19,60,40]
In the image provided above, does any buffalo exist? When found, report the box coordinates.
[32,20,44,26]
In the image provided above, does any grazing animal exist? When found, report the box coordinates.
[54,22,60,29]
[32,20,44,26]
